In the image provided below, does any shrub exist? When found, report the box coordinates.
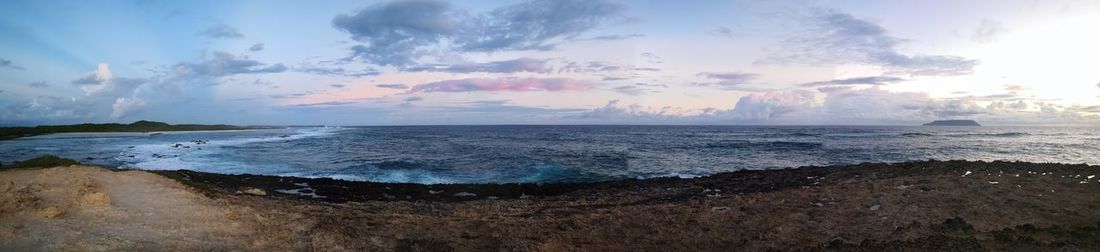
[6,155,80,169]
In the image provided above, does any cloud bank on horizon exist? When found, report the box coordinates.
[1,0,1099,125]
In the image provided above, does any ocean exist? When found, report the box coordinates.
[1,125,1098,184]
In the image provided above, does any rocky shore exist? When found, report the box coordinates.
[3,160,1100,251]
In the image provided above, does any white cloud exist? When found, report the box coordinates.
[111,96,146,119]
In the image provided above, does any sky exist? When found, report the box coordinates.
[1,0,1100,126]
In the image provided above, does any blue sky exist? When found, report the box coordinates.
[2,0,1099,126]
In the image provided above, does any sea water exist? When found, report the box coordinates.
[2,125,1098,184]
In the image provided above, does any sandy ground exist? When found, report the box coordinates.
[3,161,1100,251]
[0,165,310,251]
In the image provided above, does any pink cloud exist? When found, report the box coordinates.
[408,78,591,93]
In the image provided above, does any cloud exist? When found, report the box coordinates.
[1,59,24,70]
[28,81,49,88]
[408,78,590,93]
[330,84,345,88]
[285,101,358,108]
[404,58,551,73]
[799,76,906,87]
[565,84,1096,125]
[709,26,734,38]
[570,100,678,120]
[398,96,424,107]
[722,91,817,121]
[767,10,978,76]
[334,0,458,66]
[110,96,145,119]
[695,72,761,90]
[334,0,627,66]
[640,52,662,63]
[456,0,626,52]
[1,96,93,122]
[295,66,379,77]
[52,53,286,120]
[634,82,668,88]
[201,23,244,39]
[589,34,644,40]
[172,51,287,79]
[40,64,151,120]
[376,83,409,89]
[71,64,147,98]
[1004,84,1027,92]
[612,85,645,96]
[558,61,657,74]
[249,43,265,52]
[971,19,1004,43]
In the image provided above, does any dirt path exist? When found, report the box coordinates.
[0,165,307,251]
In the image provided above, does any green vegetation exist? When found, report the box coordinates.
[4,155,80,169]
[0,120,255,140]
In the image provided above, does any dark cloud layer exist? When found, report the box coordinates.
[173,51,286,79]
[799,76,906,87]
[404,58,551,73]
[1,59,25,70]
[612,85,646,96]
[295,66,379,77]
[409,78,590,93]
[376,83,409,89]
[334,0,626,66]
[695,72,761,90]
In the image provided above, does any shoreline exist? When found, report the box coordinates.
[4,159,1100,250]
[151,159,1097,202]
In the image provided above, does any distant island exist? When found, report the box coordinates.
[923,120,982,126]
[0,120,260,140]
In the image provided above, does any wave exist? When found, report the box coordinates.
[117,127,344,171]
[706,140,823,151]
[901,133,934,137]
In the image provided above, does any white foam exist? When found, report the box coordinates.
[118,127,343,172]
[636,172,702,180]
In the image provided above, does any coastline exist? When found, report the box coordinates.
[9,129,272,138]
[0,121,272,141]
[3,159,1100,250]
